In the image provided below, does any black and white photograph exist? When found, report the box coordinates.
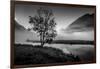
[11,1,96,67]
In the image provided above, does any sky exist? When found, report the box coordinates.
[15,4,95,41]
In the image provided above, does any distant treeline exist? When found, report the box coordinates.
[52,40,94,45]
[26,39,94,45]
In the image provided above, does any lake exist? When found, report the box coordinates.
[17,42,94,55]
[15,42,95,61]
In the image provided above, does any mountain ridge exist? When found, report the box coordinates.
[64,13,94,33]
[15,20,39,43]
[15,20,26,31]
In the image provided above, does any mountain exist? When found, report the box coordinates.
[65,14,94,33]
[15,20,39,43]
[57,13,94,40]
[15,20,26,31]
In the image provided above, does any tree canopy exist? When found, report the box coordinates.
[29,7,57,46]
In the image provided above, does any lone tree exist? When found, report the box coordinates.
[28,7,57,47]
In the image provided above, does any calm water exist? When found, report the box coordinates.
[16,42,94,55]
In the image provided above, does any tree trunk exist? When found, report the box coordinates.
[40,32,44,47]
[40,32,42,46]
[41,42,44,47]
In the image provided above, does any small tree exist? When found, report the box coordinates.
[29,7,57,47]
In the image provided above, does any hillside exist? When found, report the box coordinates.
[66,14,94,32]
[15,20,39,43]
[14,44,80,65]
[15,20,26,31]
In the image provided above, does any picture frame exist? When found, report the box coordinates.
[11,1,96,68]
